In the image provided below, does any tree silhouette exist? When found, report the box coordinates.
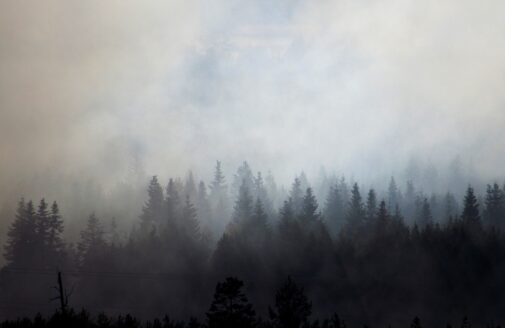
[346,183,365,231]
[140,176,164,235]
[207,277,256,328]
[461,186,481,229]
[4,199,38,267]
[269,276,312,328]
[366,189,377,221]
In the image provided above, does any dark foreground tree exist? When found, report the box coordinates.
[207,277,256,328]
[269,276,312,328]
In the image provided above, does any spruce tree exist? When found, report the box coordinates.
[209,161,229,234]
[323,183,345,234]
[232,161,254,198]
[289,178,304,216]
[232,180,253,230]
[366,189,377,221]
[78,213,106,265]
[181,195,200,241]
[388,177,398,212]
[166,178,181,226]
[418,198,433,227]
[484,183,504,228]
[377,200,389,224]
[301,188,320,224]
[46,201,65,266]
[346,183,365,229]
[4,198,38,266]
[461,186,481,229]
[139,176,164,235]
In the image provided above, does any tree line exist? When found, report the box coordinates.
[2,161,505,327]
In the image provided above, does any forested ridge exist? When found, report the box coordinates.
[2,161,505,327]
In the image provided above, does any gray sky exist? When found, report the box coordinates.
[1,0,505,202]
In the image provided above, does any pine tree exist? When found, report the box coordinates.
[461,186,481,229]
[377,200,389,224]
[484,183,504,228]
[139,176,164,234]
[78,213,106,265]
[388,177,398,212]
[181,195,200,241]
[323,183,345,234]
[247,198,269,244]
[46,201,65,264]
[196,181,212,227]
[4,199,38,266]
[231,180,253,230]
[209,161,229,235]
[278,198,303,243]
[444,192,458,222]
[166,178,181,226]
[207,277,256,328]
[210,161,227,195]
[252,198,268,231]
[232,161,254,198]
[366,189,377,221]
[289,178,304,217]
[184,170,197,201]
[253,171,273,216]
[35,199,50,246]
[269,276,312,328]
[346,183,365,229]
[301,188,320,224]
[417,198,433,227]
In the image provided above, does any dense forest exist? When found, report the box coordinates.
[2,161,505,327]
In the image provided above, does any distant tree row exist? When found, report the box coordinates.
[2,161,505,326]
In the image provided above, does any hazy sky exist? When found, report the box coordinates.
[1,0,505,201]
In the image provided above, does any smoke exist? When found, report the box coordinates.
[1,0,505,205]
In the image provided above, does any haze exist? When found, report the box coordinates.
[1,0,505,210]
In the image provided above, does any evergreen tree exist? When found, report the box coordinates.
[184,170,197,201]
[46,201,65,265]
[180,195,200,241]
[209,161,229,235]
[231,180,253,231]
[377,200,389,224]
[346,183,365,229]
[244,198,269,245]
[289,178,304,216]
[139,176,164,234]
[301,188,320,224]
[166,178,181,226]
[251,198,269,232]
[323,183,345,234]
[196,181,212,227]
[461,186,481,229]
[366,189,377,221]
[4,199,38,266]
[78,213,106,265]
[388,177,399,212]
[35,199,50,247]
[253,171,273,216]
[269,276,312,328]
[278,199,299,240]
[484,183,504,228]
[417,198,433,227]
[232,161,255,198]
[207,277,256,328]
[444,192,458,222]
[210,161,227,196]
